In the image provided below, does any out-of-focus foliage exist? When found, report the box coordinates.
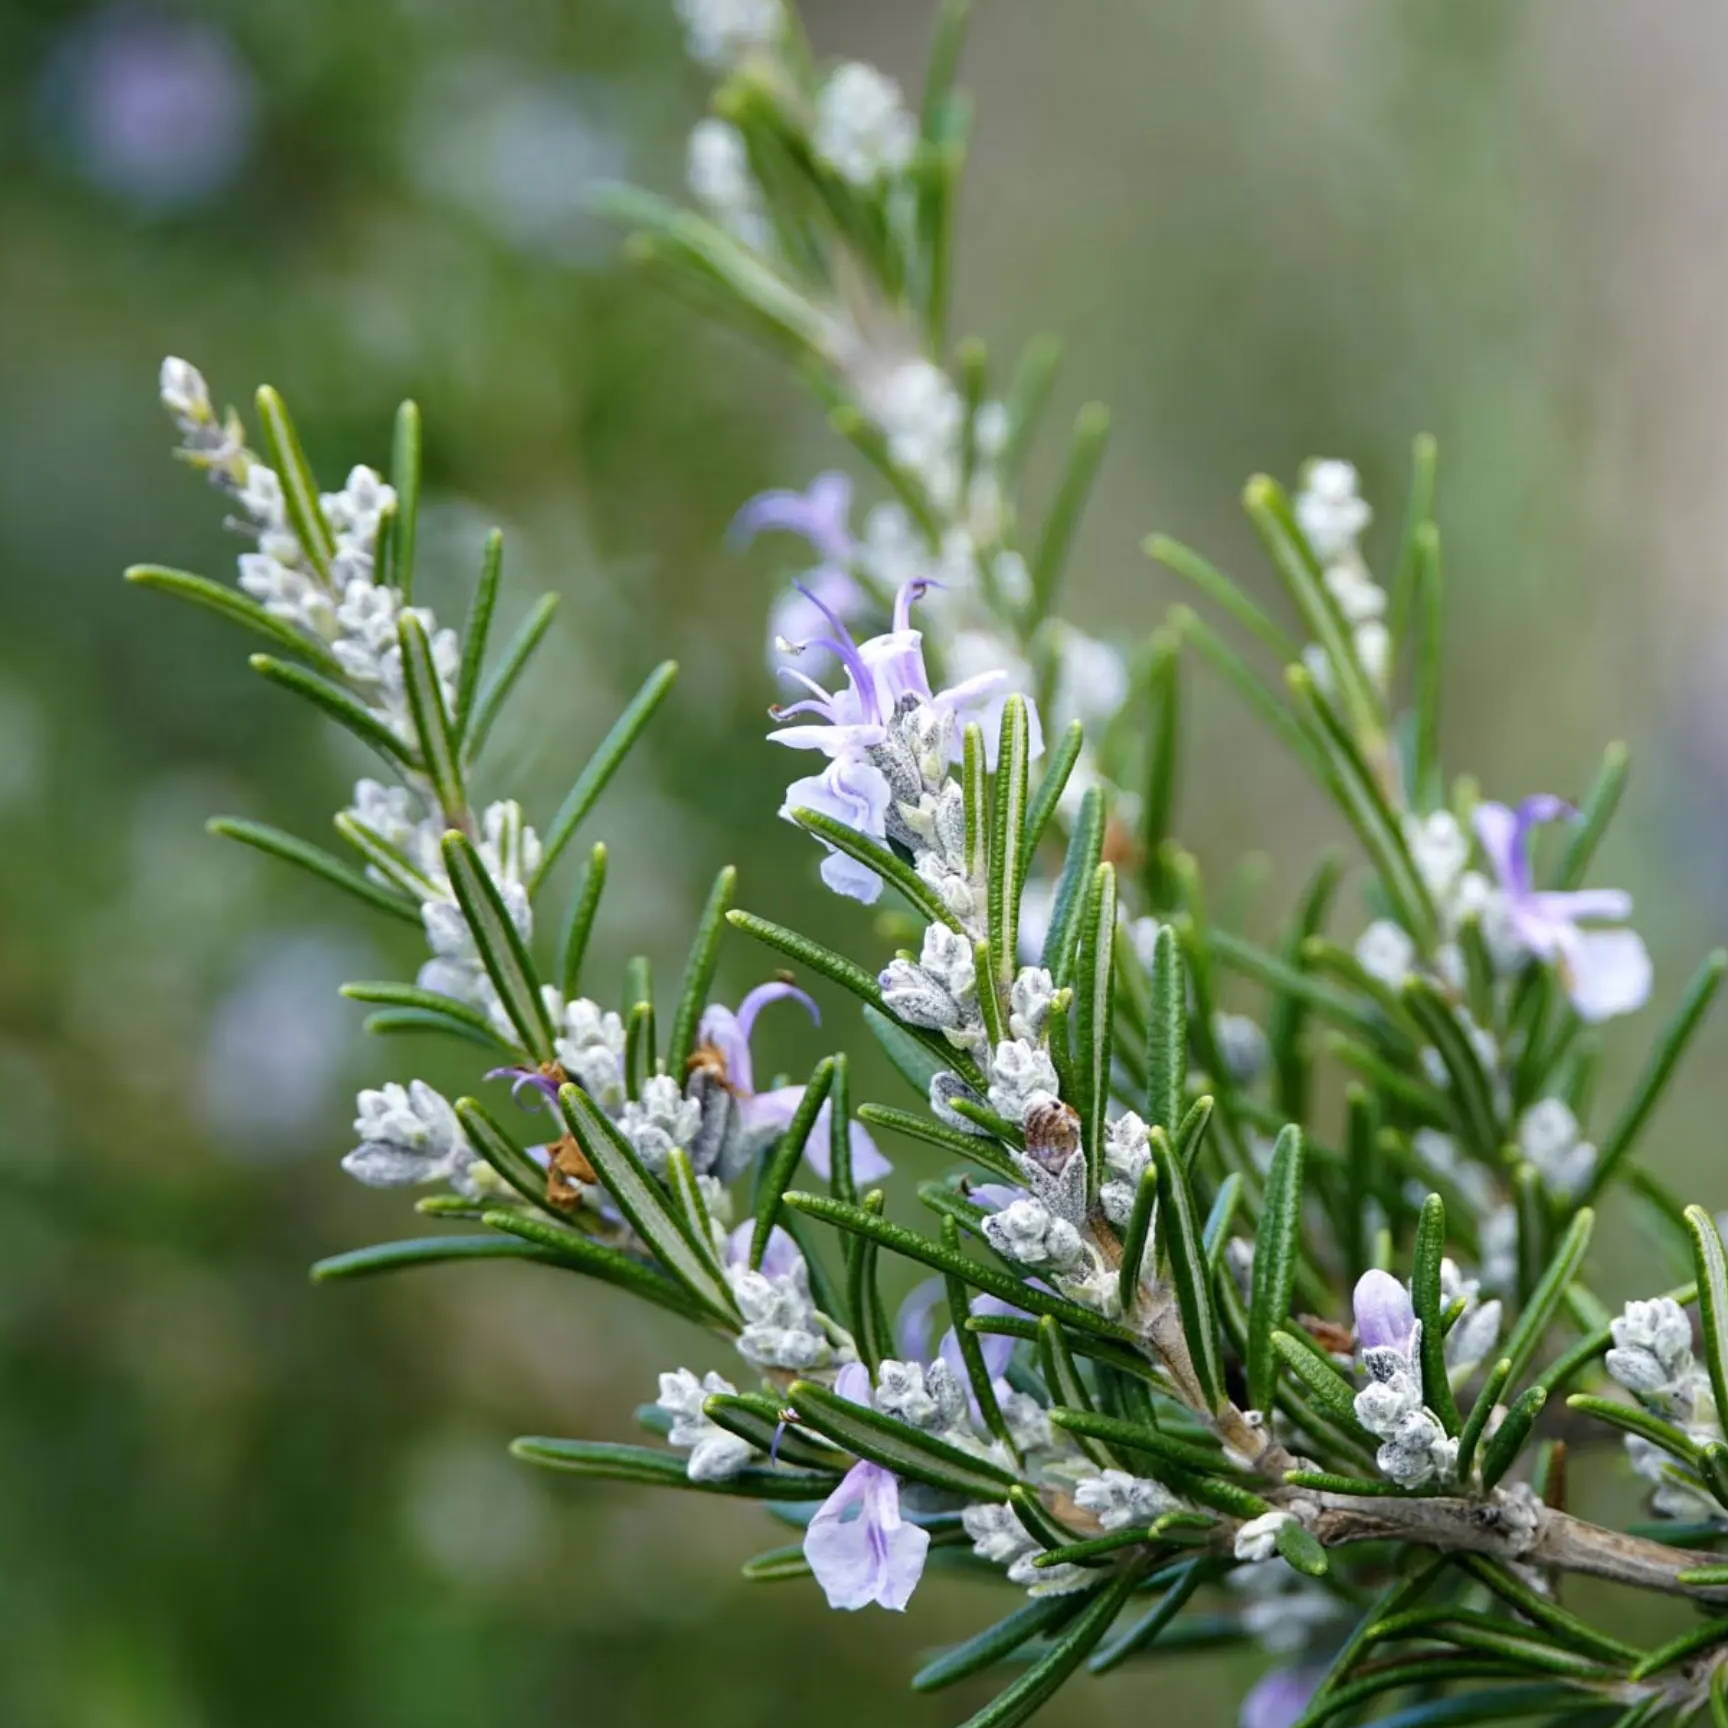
[4,2,1728,1724]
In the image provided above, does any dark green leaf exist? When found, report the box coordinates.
[466,592,559,762]
[1042,785,1105,986]
[1028,402,1109,624]
[751,1059,835,1267]
[1144,924,1186,1139]
[558,843,608,999]
[248,654,417,768]
[1589,953,1727,1200]
[1499,1207,1592,1386]
[1152,1123,1223,1410]
[509,1437,833,1499]
[555,1084,736,1319]
[398,616,465,816]
[1118,1161,1160,1315]
[788,1380,1016,1500]
[1020,719,1083,875]
[913,1593,1088,1693]
[782,1190,1133,1340]
[125,564,343,672]
[1077,862,1117,1187]
[1247,1124,1304,1413]
[479,1207,720,1325]
[1411,1192,1461,1433]
[389,399,421,599]
[667,865,737,1072]
[454,528,502,737]
[535,660,679,885]
[1456,1358,1513,1484]
[954,1564,1140,1728]
[207,815,421,924]
[1478,1386,1547,1491]
[254,384,333,574]
[441,830,553,1062]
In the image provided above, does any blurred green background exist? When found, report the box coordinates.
[4,1,1728,1722]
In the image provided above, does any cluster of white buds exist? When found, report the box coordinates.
[813,62,917,188]
[1440,1257,1503,1379]
[985,1037,1060,1125]
[879,924,981,1049]
[1073,1467,1178,1532]
[861,358,965,511]
[1606,1298,1708,1415]
[551,996,629,1115]
[619,1075,704,1178]
[1295,459,1388,690]
[657,1368,758,1482]
[728,1250,833,1371]
[673,0,782,70]
[960,1501,1090,1596]
[871,1358,968,1435]
[1515,1098,1596,1199]
[342,1080,486,1198]
[686,119,768,250]
[1234,1508,1300,1563]
[160,359,465,748]
[1099,1111,1152,1230]
[1352,1272,1458,1489]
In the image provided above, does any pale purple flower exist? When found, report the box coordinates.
[1474,796,1652,1022]
[1353,1269,1417,1357]
[803,1362,930,1611]
[730,472,857,565]
[769,579,1037,764]
[698,982,890,1181]
[770,579,1040,902]
[1241,1666,1323,1728]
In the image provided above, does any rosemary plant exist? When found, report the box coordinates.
[128,4,1728,1725]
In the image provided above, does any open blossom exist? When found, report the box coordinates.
[803,1364,929,1611]
[771,578,1039,901]
[697,982,889,1181]
[1474,795,1651,1022]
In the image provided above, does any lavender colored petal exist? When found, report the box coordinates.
[740,1084,803,1139]
[1564,927,1653,1022]
[1472,800,1523,896]
[730,472,855,561]
[1353,1268,1417,1355]
[695,1004,754,1095]
[1240,1666,1323,1728]
[815,850,879,904]
[1532,887,1633,925]
[834,1361,872,1405]
[803,1460,930,1612]
[736,980,820,1041]
[969,1183,1025,1213]
[727,1218,803,1280]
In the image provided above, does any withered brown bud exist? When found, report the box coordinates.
[1023,1099,1082,1173]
